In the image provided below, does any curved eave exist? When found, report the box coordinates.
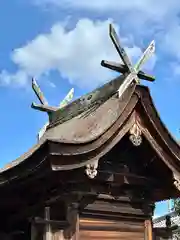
[137,86,180,173]
[0,139,46,173]
[50,85,180,176]
[1,83,180,184]
[0,140,51,186]
[0,76,136,180]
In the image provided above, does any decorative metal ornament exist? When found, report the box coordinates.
[85,160,99,179]
[173,173,180,191]
[129,123,142,146]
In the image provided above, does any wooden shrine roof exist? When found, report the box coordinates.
[1,75,180,188]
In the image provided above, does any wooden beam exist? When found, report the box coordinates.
[3,169,162,228]
[49,166,158,187]
[96,170,157,186]
[34,217,68,228]
[101,60,155,82]
[31,102,58,113]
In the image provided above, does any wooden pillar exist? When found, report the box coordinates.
[43,207,52,240]
[145,220,153,240]
[63,206,79,240]
[31,223,37,240]
[32,205,70,240]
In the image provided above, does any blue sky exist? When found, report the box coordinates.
[1,0,180,217]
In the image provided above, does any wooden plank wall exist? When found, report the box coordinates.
[33,195,154,239]
[79,218,145,240]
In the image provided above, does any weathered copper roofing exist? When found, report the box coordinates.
[2,75,180,183]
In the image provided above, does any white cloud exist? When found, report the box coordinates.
[0,70,28,87]
[158,20,180,77]
[35,0,179,20]
[34,0,180,75]
[162,24,180,60]
[169,62,180,77]
[0,18,155,89]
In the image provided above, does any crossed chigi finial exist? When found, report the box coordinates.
[31,78,74,140]
[31,78,74,115]
[31,78,59,115]
[101,23,155,98]
[31,23,155,116]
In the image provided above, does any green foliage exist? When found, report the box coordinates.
[173,198,180,239]
[173,198,180,215]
